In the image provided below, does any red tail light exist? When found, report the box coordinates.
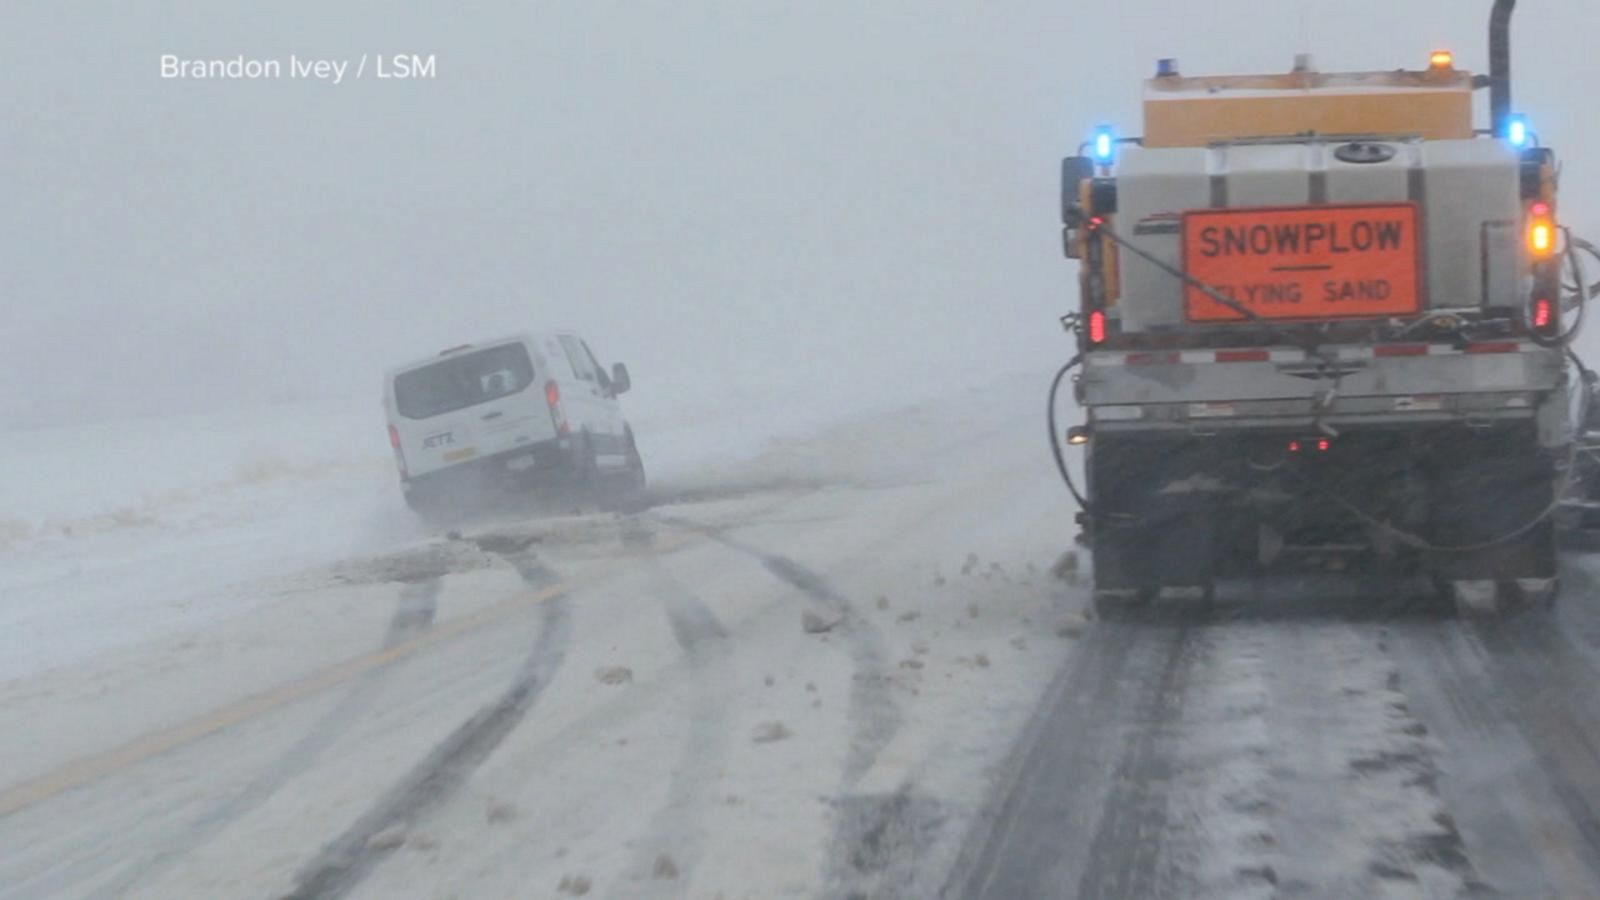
[1288,440,1301,453]
[545,380,569,434]
[1088,310,1107,344]
[1532,296,1555,332]
[1317,439,1331,452]
[387,424,407,477]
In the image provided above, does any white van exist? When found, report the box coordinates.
[382,332,644,515]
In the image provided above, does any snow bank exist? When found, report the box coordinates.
[0,404,393,547]
[1,354,1057,551]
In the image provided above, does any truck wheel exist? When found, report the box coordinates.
[1510,576,1560,611]
[1438,578,1557,617]
[1092,586,1155,621]
[1441,578,1502,617]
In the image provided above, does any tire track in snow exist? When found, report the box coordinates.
[1391,621,1600,899]
[612,564,735,897]
[281,553,571,900]
[1388,555,1600,897]
[1472,620,1600,888]
[945,623,1162,898]
[1393,557,1600,900]
[1254,622,1479,898]
[0,581,442,900]
[84,580,442,900]
[652,515,918,900]
[654,516,901,785]
[1072,624,1199,899]
[950,611,1481,900]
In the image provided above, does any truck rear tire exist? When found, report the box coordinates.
[1092,587,1154,621]
[1514,576,1561,610]
[1438,576,1559,617]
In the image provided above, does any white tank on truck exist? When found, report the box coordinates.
[1051,0,1600,615]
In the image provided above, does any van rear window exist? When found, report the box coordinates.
[394,343,534,420]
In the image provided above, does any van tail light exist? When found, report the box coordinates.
[545,380,569,434]
[1088,309,1107,345]
[387,424,408,477]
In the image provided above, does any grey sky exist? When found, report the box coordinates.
[3,1,1595,426]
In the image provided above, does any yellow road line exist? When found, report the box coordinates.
[0,528,701,819]
[0,581,567,818]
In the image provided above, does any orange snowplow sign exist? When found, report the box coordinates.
[1182,203,1422,322]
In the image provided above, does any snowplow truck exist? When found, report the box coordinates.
[1060,0,1584,612]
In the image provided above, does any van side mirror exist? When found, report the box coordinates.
[610,362,631,395]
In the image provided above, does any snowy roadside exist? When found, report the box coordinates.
[0,367,1055,681]
[276,389,1085,900]
[0,373,1086,900]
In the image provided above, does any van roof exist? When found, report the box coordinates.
[384,331,583,380]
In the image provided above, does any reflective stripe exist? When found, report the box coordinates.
[1215,349,1270,362]
[1375,344,1429,357]
[1126,352,1181,365]
[1084,342,1540,366]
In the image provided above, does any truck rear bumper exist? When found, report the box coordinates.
[1085,421,1558,584]
[1079,342,1565,409]
[1089,392,1545,434]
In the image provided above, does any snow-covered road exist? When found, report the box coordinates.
[953,567,1600,899]
[0,379,1081,899]
[5,380,1600,898]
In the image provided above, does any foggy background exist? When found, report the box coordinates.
[3,0,1597,430]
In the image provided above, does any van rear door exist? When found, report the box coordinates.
[392,342,554,476]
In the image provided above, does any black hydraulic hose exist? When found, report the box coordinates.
[1489,0,1517,139]
[1533,229,1595,349]
[1048,354,1089,510]
[1562,235,1600,302]
[1302,378,1590,554]
[1556,228,1589,344]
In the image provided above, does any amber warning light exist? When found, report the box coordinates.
[1528,202,1556,258]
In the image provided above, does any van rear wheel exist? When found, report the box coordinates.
[403,489,452,527]
[614,430,648,512]
[572,435,604,509]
